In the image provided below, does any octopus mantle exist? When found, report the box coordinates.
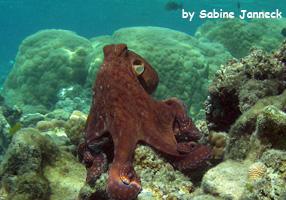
[78,44,212,200]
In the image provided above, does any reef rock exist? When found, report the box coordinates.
[206,44,286,131]
[196,19,286,58]
[200,39,286,200]
[208,131,228,159]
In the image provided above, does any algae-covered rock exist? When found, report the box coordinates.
[190,188,224,200]
[200,36,286,200]
[192,194,221,200]
[43,151,86,200]
[87,26,232,118]
[45,109,71,121]
[0,128,58,199]
[256,105,286,149]
[238,79,281,112]
[1,105,22,127]
[3,29,92,112]
[260,149,286,179]
[231,89,286,137]
[224,90,286,160]
[8,172,50,200]
[135,146,194,200]
[20,109,70,130]
[0,124,86,200]
[201,160,250,200]
[20,113,45,127]
[196,19,286,58]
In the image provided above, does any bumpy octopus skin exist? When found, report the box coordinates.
[78,44,213,200]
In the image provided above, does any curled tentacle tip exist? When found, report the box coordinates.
[121,176,131,185]
[107,179,141,200]
[107,164,141,200]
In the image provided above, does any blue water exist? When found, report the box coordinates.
[1,0,286,86]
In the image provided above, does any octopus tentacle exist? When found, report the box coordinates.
[78,142,108,186]
[87,136,110,153]
[106,126,141,200]
[175,117,201,142]
[86,152,108,186]
[173,145,213,170]
[78,142,89,163]
[85,102,107,144]
[163,98,201,142]
[177,141,197,154]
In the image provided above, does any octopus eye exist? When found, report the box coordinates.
[133,60,145,75]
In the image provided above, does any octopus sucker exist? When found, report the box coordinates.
[78,44,213,200]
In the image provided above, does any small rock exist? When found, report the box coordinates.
[202,160,250,200]
[20,113,45,127]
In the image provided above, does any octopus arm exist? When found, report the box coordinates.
[163,98,201,141]
[85,110,106,144]
[107,125,141,200]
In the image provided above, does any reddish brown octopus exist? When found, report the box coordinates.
[78,44,213,200]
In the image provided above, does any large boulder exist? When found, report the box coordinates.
[0,126,86,200]
[3,29,92,112]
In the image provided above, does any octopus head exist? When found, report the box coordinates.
[103,44,159,94]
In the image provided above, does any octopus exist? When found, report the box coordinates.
[78,44,213,200]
